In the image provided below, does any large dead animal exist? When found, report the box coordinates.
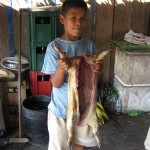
[53,45,111,149]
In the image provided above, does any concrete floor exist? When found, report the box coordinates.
[0,112,150,150]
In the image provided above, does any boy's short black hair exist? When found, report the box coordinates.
[61,0,87,15]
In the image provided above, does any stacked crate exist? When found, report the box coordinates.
[28,10,58,96]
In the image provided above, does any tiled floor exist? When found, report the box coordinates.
[0,112,150,150]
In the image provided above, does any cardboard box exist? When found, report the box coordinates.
[2,80,26,105]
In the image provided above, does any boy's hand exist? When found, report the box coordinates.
[52,45,71,70]
[57,57,71,70]
[91,60,104,74]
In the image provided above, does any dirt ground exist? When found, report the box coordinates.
[0,112,150,150]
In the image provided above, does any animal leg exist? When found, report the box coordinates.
[66,116,75,149]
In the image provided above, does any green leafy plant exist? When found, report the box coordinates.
[111,40,150,51]
[97,83,119,104]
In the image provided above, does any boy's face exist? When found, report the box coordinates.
[60,7,87,40]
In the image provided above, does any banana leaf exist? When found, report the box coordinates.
[111,40,150,51]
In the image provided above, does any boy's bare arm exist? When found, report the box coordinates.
[50,57,70,88]
[50,68,66,88]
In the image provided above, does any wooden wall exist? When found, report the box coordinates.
[0,0,150,83]
[87,0,150,83]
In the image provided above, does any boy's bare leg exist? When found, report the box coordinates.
[74,144,84,150]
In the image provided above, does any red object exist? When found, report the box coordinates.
[29,71,52,96]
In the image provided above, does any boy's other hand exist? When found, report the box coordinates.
[91,60,104,74]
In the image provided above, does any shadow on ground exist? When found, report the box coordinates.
[0,113,150,150]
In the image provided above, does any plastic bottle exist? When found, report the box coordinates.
[114,99,122,114]
[126,110,144,117]
[0,130,4,137]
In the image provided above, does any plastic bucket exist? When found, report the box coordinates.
[22,95,50,145]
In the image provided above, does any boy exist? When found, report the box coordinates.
[42,0,102,149]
